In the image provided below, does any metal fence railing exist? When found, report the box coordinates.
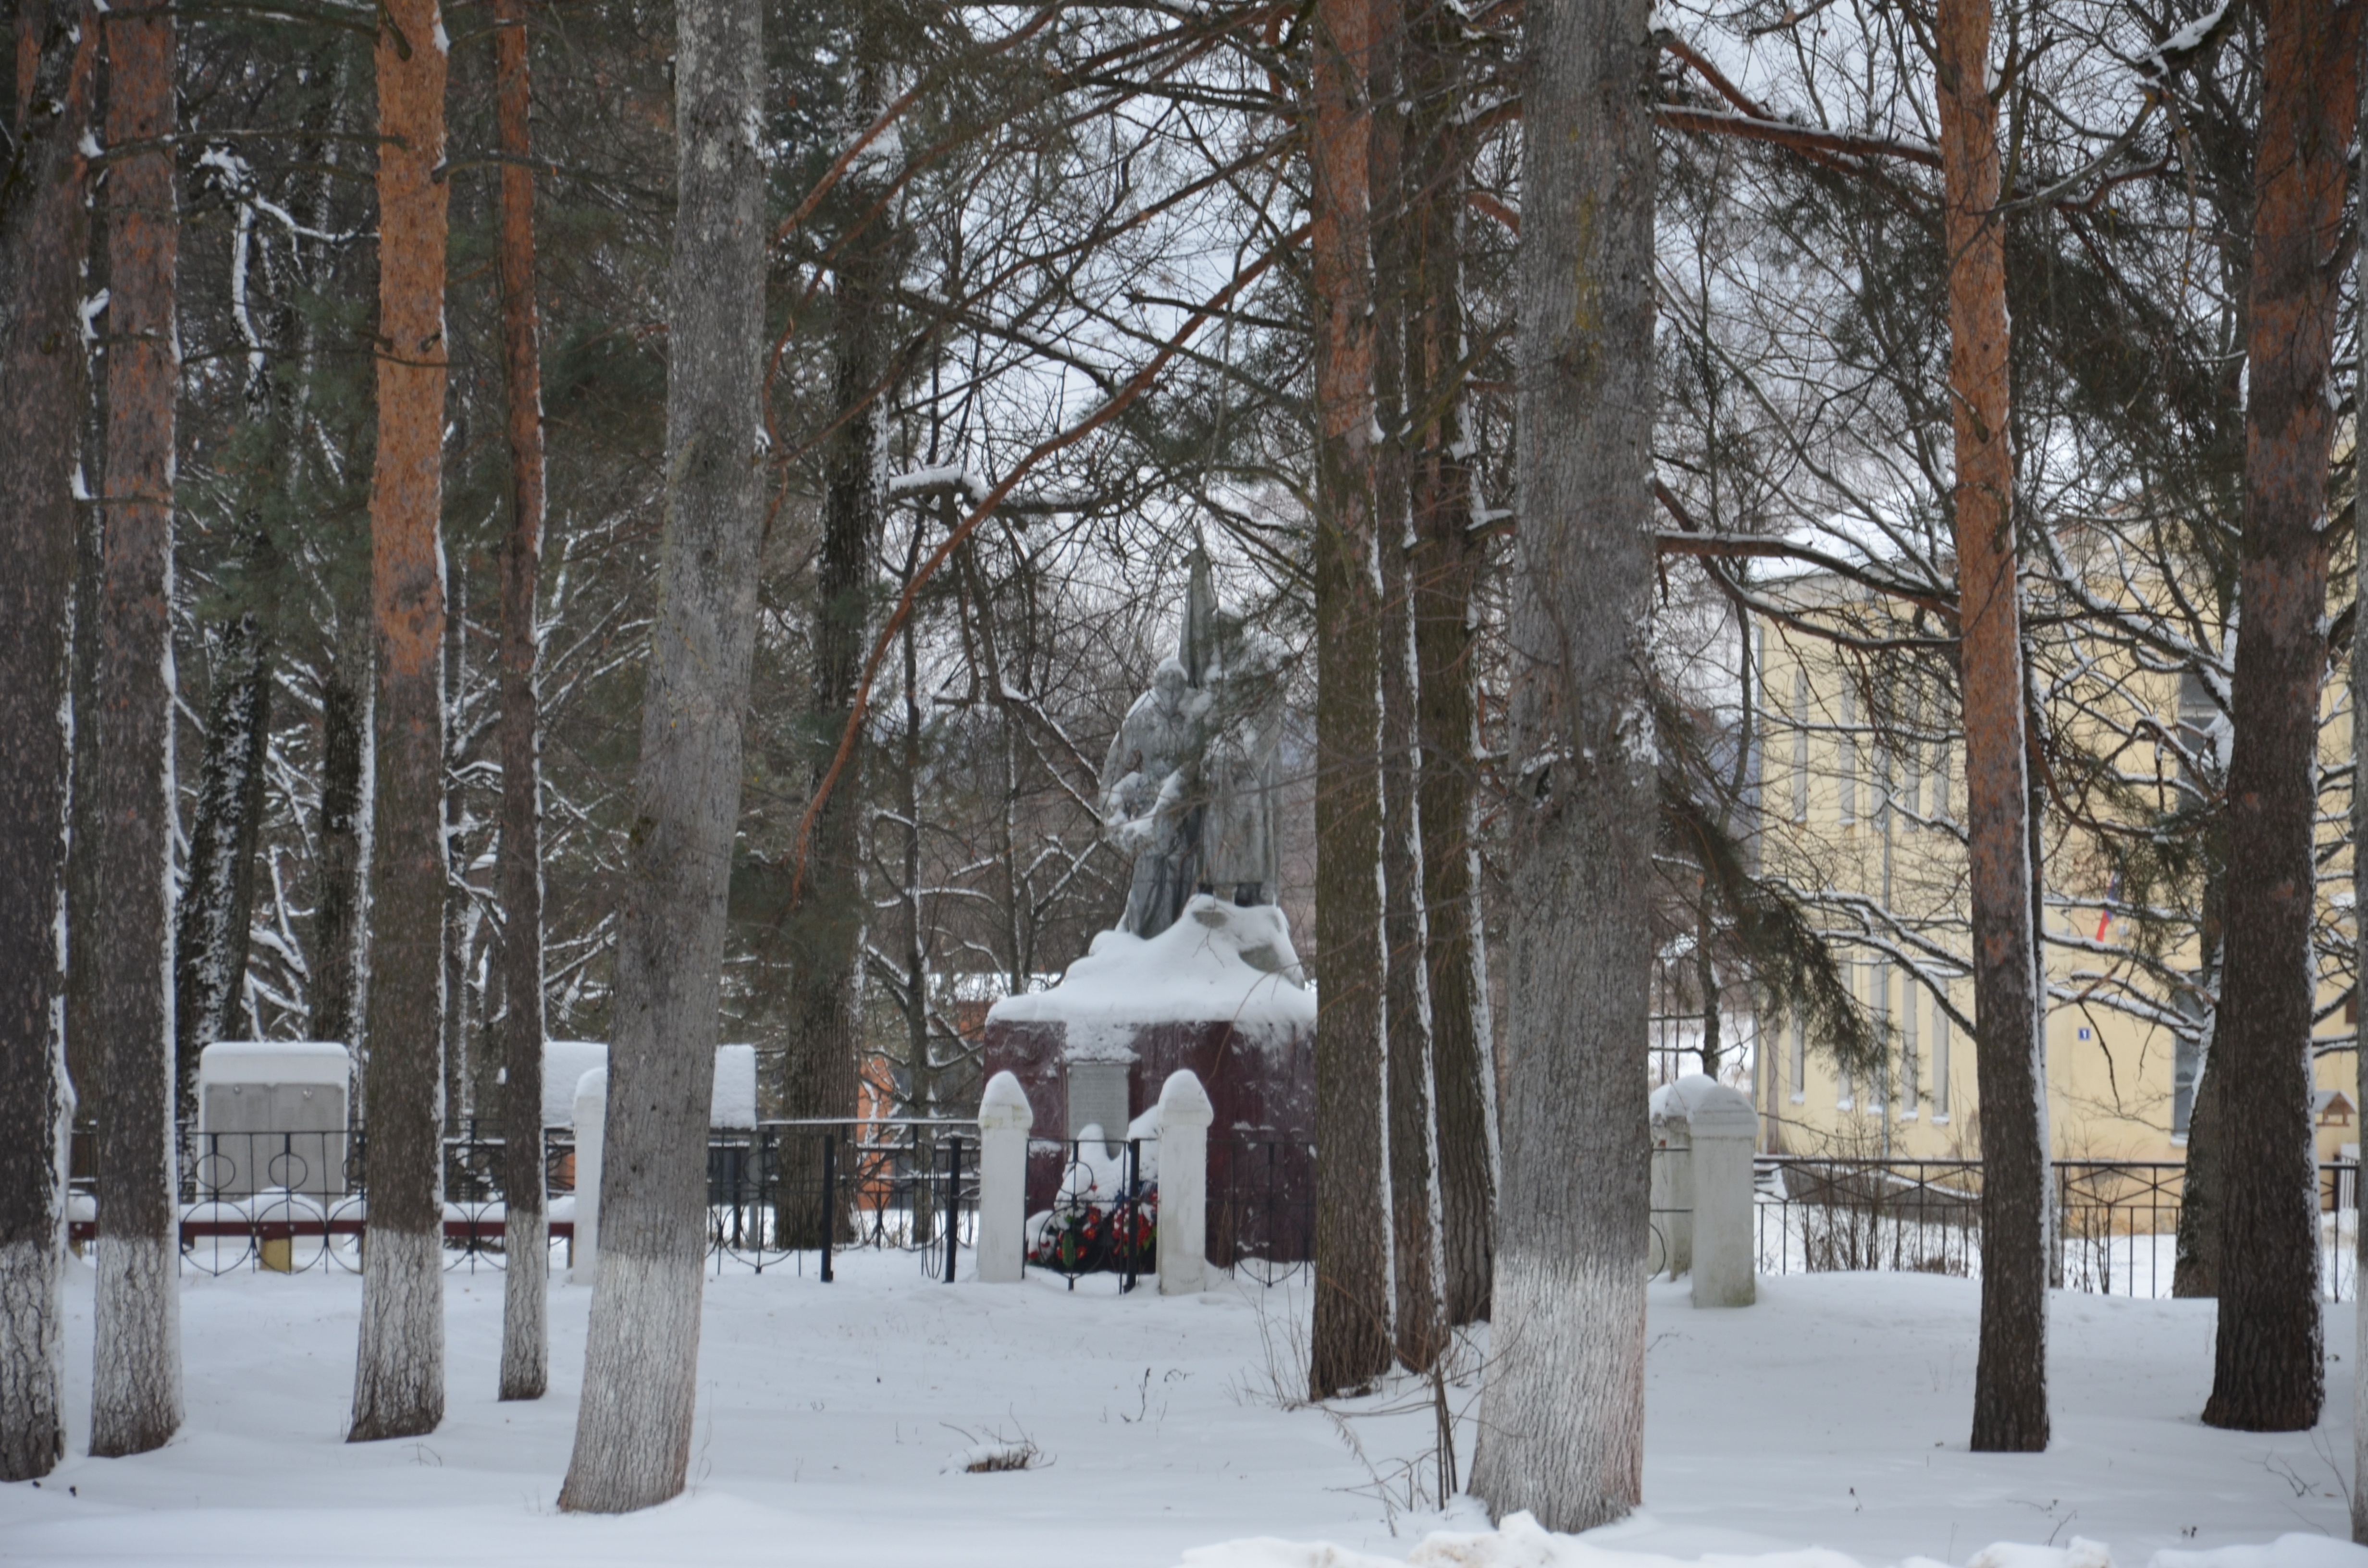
[1753,1155,2359,1301]
[68,1118,982,1279]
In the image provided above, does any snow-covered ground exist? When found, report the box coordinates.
[0,1250,2356,1568]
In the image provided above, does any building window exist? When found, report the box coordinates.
[1870,961,1889,1116]
[1900,983,1919,1115]
[1932,998,1950,1120]
[1902,698,1923,830]
[1791,669,1809,823]
[1838,687,1858,825]
[1789,1010,1805,1101]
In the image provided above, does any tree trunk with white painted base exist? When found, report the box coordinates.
[349,0,451,1445]
[493,0,552,1405]
[556,0,764,1510]
[1464,0,1656,1530]
[0,0,93,1486]
[89,0,185,1458]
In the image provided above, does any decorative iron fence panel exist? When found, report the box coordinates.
[1754,1155,2358,1301]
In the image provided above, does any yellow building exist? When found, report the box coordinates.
[1748,585,2358,1168]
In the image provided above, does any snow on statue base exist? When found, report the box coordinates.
[983,896,1316,1266]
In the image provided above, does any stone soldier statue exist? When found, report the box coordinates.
[1098,658,1207,938]
[1098,539,1288,936]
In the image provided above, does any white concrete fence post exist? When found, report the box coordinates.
[1649,1090,1694,1278]
[570,1067,606,1286]
[1155,1069,1212,1295]
[1687,1079,1759,1309]
[975,1071,1034,1283]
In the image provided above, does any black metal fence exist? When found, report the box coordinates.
[76,1120,1320,1286]
[1753,1155,2359,1301]
[71,1119,982,1278]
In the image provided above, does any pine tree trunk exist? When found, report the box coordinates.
[1463,0,1655,1529]
[89,0,184,1458]
[2173,1017,2223,1297]
[2206,0,2357,1435]
[1405,0,1492,1329]
[1307,0,1393,1403]
[493,0,550,1403]
[1371,2,1441,1375]
[556,0,763,1509]
[349,0,450,1445]
[777,72,885,1238]
[172,597,273,1118]
[0,0,92,1485]
[1935,0,2051,1453]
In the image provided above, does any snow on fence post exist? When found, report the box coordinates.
[1686,1079,1758,1308]
[570,1068,606,1286]
[1155,1069,1212,1295]
[1649,1084,1694,1278]
[975,1071,1033,1284]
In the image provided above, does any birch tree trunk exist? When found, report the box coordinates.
[1936,0,2049,1454]
[349,0,450,1444]
[2353,26,2368,1525]
[1371,0,1441,1374]
[1464,0,1655,1527]
[2206,0,2357,1434]
[493,0,551,1403]
[89,0,185,1457]
[311,631,370,1053]
[172,597,272,1118]
[1406,0,1492,1329]
[0,0,92,1485]
[1307,0,1394,1402]
[556,0,763,1507]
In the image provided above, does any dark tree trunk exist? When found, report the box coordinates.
[1307,0,1393,1403]
[172,596,273,1120]
[88,0,184,1457]
[557,0,763,1508]
[2173,1012,2223,1297]
[348,0,450,1444]
[493,0,551,1403]
[1371,0,1441,1375]
[1405,0,1492,1329]
[1464,0,1655,1528]
[777,71,887,1231]
[2206,0,2357,1435]
[2352,27,2368,1531]
[1935,0,2050,1454]
[0,0,92,1484]
[311,634,368,1053]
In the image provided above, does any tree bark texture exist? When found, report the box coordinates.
[776,72,887,1232]
[0,0,92,1485]
[1406,0,1493,1329]
[1372,1,1442,1375]
[89,0,185,1457]
[2206,0,2357,1435]
[1307,0,1394,1403]
[171,596,272,1119]
[349,0,450,1444]
[1936,0,2049,1455]
[2353,25,2368,1526]
[493,0,550,1403]
[2173,1014,2223,1297]
[1463,0,1655,1530]
[556,0,763,1509]
[311,635,369,1053]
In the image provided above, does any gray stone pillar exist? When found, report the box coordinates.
[570,1067,606,1286]
[1687,1079,1759,1308]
